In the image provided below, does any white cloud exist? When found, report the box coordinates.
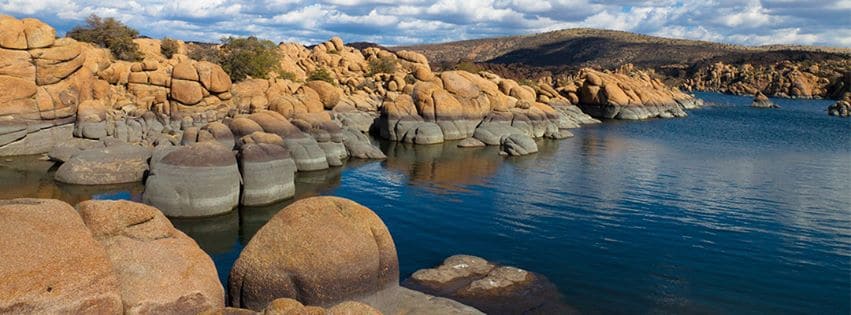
[0,0,847,47]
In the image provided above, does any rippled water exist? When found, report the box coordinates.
[1,92,848,314]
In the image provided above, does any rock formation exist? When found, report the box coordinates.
[682,60,850,99]
[404,255,572,315]
[828,92,851,117]
[751,91,779,109]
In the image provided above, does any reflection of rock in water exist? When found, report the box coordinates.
[238,167,345,243]
[0,156,143,205]
[380,140,504,193]
[403,255,576,315]
[171,210,239,255]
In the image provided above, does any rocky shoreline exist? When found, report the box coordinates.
[0,15,713,314]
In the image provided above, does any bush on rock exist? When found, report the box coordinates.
[67,14,141,61]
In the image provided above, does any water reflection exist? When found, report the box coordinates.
[380,141,504,194]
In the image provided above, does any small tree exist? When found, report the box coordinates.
[67,14,141,61]
[368,58,396,76]
[187,43,222,64]
[218,36,282,82]
[307,68,335,84]
[161,37,179,59]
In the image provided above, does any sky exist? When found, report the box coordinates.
[2,0,850,47]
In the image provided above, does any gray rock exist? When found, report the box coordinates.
[318,141,348,167]
[458,138,485,148]
[47,139,105,163]
[282,136,329,171]
[0,123,74,157]
[143,142,240,217]
[342,128,386,159]
[380,118,444,145]
[0,120,27,147]
[358,286,483,315]
[239,143,296,206]
[54,144,151,185]
[473,123,525,146]
[334,111,376,133]
[500,134,538,156]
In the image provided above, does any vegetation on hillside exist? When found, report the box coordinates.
[307,68,335,84]
[160,37,178,59]
[367,58,396,75]
[67,14,141,61]
[218,36,284,82]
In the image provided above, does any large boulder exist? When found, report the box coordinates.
[54,144,151,185]
[228,197,398,310]
[77,200,224,314]
[143,141,240,217]
[751,91,779,108]
[239,143,297,206]
[500,134,538,156]
[0,199,123,314]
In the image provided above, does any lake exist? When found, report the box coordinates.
[1,92,848,314]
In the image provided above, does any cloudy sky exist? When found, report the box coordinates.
[2,0,850,47]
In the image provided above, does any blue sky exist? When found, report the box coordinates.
[2,0,849,47]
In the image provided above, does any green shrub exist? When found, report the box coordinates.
[67,14,141,61]
[218,36,282,82]
[368,58,396,75]
[277,70,297,81]
[160,37,178,59]
[187,43,221,64]
[453,61,482,73]
[307,68,335,84]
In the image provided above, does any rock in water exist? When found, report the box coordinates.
[144,141,240,217]
[239,143,296,206]
[77,200,224,314]
[54,144,151,185]
[0,198,123,314]
[500,134,538,156]
[751,91,779,108]
[827,92,851,117]
[404,255,573,315]
[228,196,399,310]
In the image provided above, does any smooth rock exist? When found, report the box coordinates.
[239,143,296,206]
[54,144,151,185]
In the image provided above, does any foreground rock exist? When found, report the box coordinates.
[228,197,399,309]
[0,198,123,313]
[261,298,381,315]
[54,144,151,185]
[144,141,240,217]
[828,92,851,117]
[751,91,779,109]
[404,255,572,315]
[78,200,224,313]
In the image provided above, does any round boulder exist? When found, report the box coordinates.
[143,141,240,217]
[78,200,225,314]
[239,143,297,206]
[228,197,399,310]
[0,199,123,314]
[54,144,152,185]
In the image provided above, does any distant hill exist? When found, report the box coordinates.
[398,28,851,72]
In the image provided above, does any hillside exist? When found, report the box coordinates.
[398,28,851,70]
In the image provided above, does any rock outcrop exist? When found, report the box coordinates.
[682,60,850,99]
[77,200,224,314]
[828,92,851,117]
[561,65,700,120]
[404,255,572,315]
[751,91,779,109]
[0,198,123,314]
[228,197,399,310]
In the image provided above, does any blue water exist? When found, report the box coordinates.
[2,92,848,314]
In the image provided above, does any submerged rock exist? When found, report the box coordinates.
[54,144,151,185]
[0,198,123,314]
[228,196,399,310]
[144,141,240,217]
[238,143,296,206]
[751,91,779,108]
[77,200,224,314]
[404,255,573,315]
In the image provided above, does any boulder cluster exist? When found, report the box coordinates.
[751,91,779,109]
[0,197,491,314]
[828,92,851,117]
[682,60,851,100]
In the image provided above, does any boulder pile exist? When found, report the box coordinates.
[751,91,779,109]
[828,92,851,117]
[682,60,850,99]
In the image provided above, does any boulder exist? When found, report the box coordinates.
[239,143,297,206]
[171,79,205,105]
[54,144,151,185]
[0,199,122,314]
[458,138,485,148]
[500,134,537,156]
[0,15,27,49]
[751,91,779,108]
[261,298,381,315]
[77,200,225,314]
[828,92,851,117]
[404,255,571,315]
[342,128,386,159]
[283,136,329,171]
[22,18,56,49]
[143,141,240,217]
[305,80,341,109]
[228,197,398,310]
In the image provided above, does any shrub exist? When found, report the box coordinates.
[187,43,221,64]
[307,68,335,84]
[67,14,141,61]
[277,70,297,81]
[368,58,396,75]
[160,37,179,59]
[453,61,482,73]
[218,36,282,82]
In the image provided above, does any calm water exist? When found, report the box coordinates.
[1,92,848,314]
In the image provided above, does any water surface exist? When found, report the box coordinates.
[2,92,848,314]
